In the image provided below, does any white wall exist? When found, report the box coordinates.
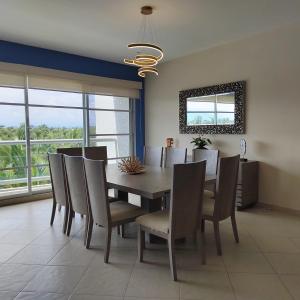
[145,23,300,212]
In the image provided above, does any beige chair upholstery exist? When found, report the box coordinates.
[84,146,107,164]
[48,153,69,233]
[136,210,169,234]
[202,155,240,256]
[136,161,206,281]
[164,147,187,168]
[64,155,89,244]
[84,158,145,263]
[143,146,163,167]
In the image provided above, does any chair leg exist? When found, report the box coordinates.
[85,216,93,249]
[168,238,177,281]
[117,225,120,235]
[50,201,56,226]
[201,219,205,233]
[66,208,73,236]
[83,215,88,246]
[62,205,69,234]
[213,221,222,256]
[120,224,125,238]
[58,204,62,212]
[201,230,206,265]
[138,226,145,262]
[104,227,112,263]
[231,214,239,243]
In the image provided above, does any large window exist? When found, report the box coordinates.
[0,85,135,198]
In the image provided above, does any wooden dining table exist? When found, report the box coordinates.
[106,164,216,242]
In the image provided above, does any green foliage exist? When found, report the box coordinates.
[0,124,83,190]
[191,136,212,149]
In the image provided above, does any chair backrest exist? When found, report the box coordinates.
[84,158,110,227]
[192,149,219,175]
[48,153,68,206]
[64,155,88,215]
[169,161,206,239]
[84,146,108,164]
[143,146,163,167]
[214,155,240,220]
[57,147,82,156]
[164,147,187,168]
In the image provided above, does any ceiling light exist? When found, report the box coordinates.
[124,6,163,78]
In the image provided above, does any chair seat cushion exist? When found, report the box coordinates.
[202,196,215,217]
[136,210,169,234]
[110,201,145,223]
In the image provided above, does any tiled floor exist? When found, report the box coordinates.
[0,199,299,300]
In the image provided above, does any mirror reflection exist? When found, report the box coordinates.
[186,92,235,126]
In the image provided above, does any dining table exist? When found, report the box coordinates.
[106,164,216,242]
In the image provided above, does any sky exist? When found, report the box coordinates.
[0,87,128,128]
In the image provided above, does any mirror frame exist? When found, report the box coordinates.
[179,81,246,134]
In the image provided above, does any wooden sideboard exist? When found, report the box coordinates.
[236,160,259,210]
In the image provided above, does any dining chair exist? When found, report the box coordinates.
[164,147,187,168]
[84,158,146,262]
[84,146,108,164]
[136,161,207,281]
[64,155,89,243]
[202,155,240,256]
[57,147,83,156]
[56,148,83,211]
[192,149,219,175]
[193,149,219,196]
[143,146,163,167]
[48,153,69,233]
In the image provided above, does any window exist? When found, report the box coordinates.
[186,92,235,126]
[0,84,135,198]
[87,95,132,160]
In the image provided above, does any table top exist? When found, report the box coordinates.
[106,164,216,199]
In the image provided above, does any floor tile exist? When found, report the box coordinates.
[253,234,300,253]
[229,273,292,300]
[8,244,62,265]
[48,240,97,266]
[14,292,69,300]
[0,264,41,292]
[223,252,274,273]
[31,228,71,246]
[179,270,234,300]
[75,264,133,297]
[71,295,122,300]
[125,266,180,298]
[280,274,300,300]
[0,244,26,263]
[23,265,86,294]
[266,253,300,274]
[0,230,42,245]
[0,291,18,300]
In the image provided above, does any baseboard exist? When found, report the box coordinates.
[0,192,52,207]
[257,202,300,216]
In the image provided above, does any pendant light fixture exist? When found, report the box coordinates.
[124,6,163,78]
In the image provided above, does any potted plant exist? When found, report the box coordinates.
[191,136,212,149]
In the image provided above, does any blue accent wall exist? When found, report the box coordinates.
[135,83,145,161]
[0,40,145,157]
[0,40,141,82]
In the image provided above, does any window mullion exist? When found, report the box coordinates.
[24,76,32,194]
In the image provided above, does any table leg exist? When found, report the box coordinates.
[141,196,165,244]
[115,190,128,237]
[115,190,129,202]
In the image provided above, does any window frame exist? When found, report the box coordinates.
[0,79,136,200]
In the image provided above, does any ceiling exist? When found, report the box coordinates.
[1,0,300,64]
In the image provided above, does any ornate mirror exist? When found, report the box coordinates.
[179,81,246,134]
